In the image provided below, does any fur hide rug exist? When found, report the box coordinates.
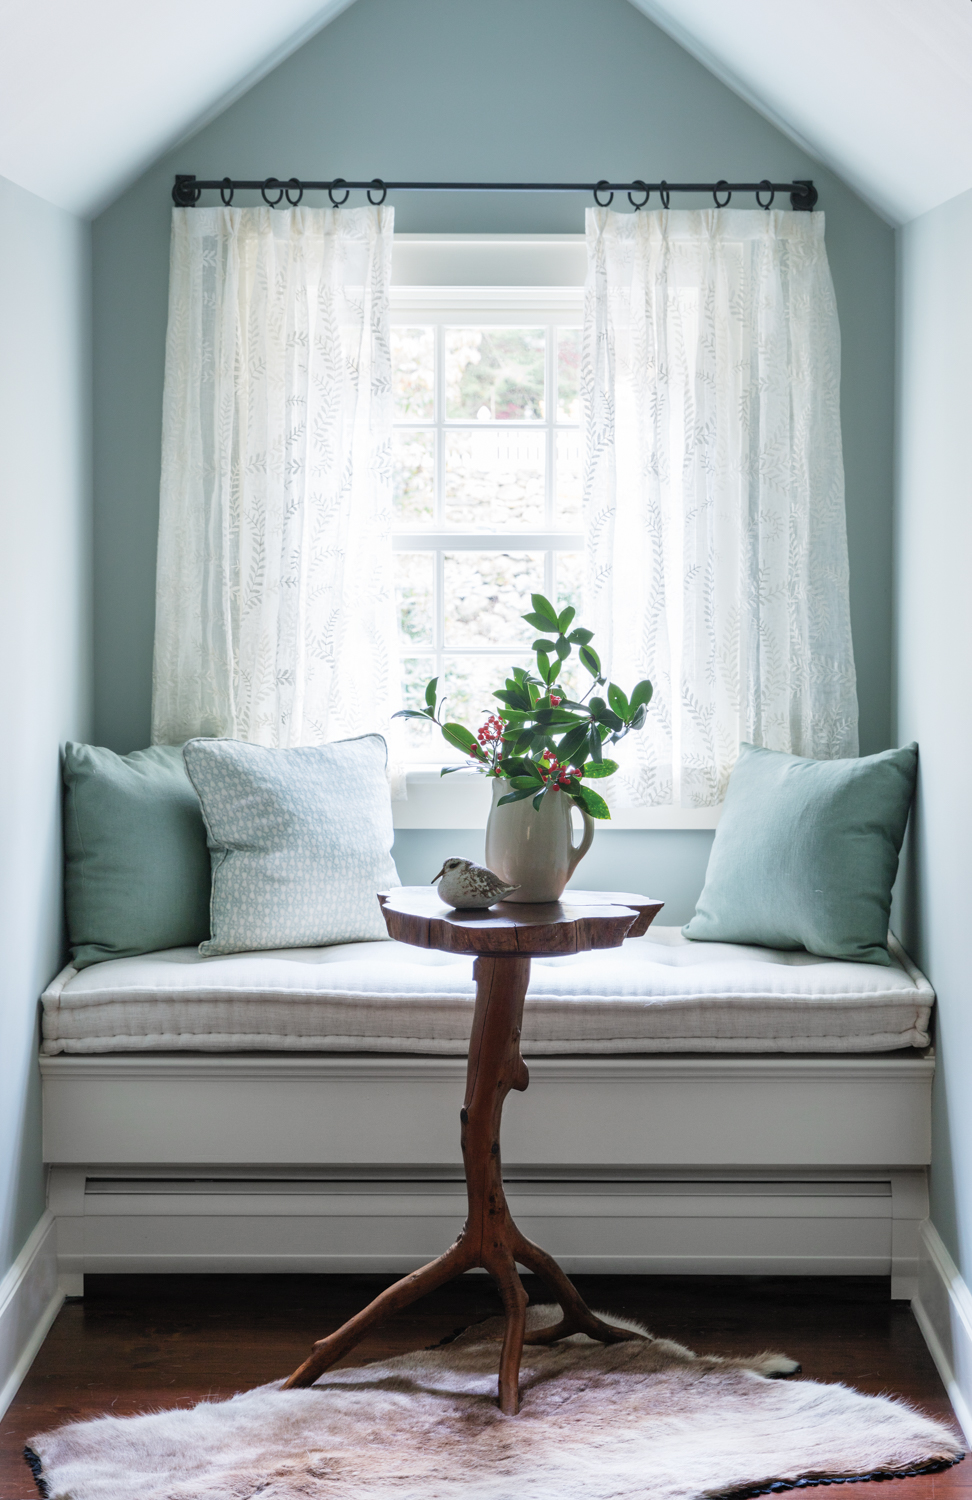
[26,1305,963,1500]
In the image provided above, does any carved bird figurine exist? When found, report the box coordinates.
[431,858,520,909]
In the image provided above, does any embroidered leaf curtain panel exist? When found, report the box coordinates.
[152,205,398,749]
[582,208,858,809]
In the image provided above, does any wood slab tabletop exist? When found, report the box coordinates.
[377,887,665,956]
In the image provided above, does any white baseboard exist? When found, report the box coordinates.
[912,1219,972,1443]
[0,1210,64,1420]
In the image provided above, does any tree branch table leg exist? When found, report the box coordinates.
[282,947,643,1404]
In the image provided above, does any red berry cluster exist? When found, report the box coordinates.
[476,714,507,747]
[540,748,579,788]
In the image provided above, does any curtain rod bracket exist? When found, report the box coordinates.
[790,180,819,212]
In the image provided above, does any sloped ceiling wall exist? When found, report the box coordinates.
[1,0,971,221]
[0,0,354,214]
[629,0,972,224]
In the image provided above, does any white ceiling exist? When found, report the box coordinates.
[0,0,355,216]
[628,0,972,224]
[1,0,971,223]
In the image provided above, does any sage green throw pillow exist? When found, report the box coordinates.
[682,742,918,965]
[63,743,211,969]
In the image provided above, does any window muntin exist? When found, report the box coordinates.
[390,290,584,764]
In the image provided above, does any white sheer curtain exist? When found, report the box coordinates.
[583,207,858,809]
[152,205,399,750]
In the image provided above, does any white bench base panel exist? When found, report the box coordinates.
[42,1052,933,1300]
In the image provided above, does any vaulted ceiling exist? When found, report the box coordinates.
[1,0,970,223]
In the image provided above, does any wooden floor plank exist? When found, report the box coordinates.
[0,1273,965,1497]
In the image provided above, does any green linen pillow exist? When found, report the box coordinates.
[63,743,211,969]
[682,741,918,965]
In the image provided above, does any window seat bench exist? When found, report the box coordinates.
[40,927,935,1300]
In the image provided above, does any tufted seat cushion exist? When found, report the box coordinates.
[40,925,933,1056]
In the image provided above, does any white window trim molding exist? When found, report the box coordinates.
[393,770,722,830]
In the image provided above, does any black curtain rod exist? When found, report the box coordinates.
[172,175,818,211]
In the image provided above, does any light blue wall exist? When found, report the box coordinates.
[0,175,91,1277]
[895,186,972,1279]
[92,0,895,756]
[392,829,714,926]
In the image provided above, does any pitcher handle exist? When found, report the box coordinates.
[566,805,596,879]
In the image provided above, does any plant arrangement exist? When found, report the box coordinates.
[394,593,652,821]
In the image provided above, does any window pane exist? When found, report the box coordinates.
[445,328,545,421]
[400,655,437,757]
[555,549,584,618]
[555,430,583,526]
[393,430,434,525]
[392,326,434,420]
[552,551,587,702]
[444,430,544,528]
[440,654,533,747]
[394,552,434,647]
[557,327,582,422]
[443,550,544,647]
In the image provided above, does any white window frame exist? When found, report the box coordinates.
[389,237,720,832]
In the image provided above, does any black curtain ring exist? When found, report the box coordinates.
[755,179,775,210]
[261,177,285,207]
[713,180,732,208]
[593,179,614,207]
[659,180,670,209]
[367,178,387,205]
[285,178,304,206]
[627,180,650,210]
[328,178,350,206]
[219,177,235,206]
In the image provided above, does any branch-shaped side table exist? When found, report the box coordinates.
[283,887,664,1413]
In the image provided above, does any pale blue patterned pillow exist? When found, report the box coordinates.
[183,735,400,956]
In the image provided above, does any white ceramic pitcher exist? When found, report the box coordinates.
[484,778,595,903]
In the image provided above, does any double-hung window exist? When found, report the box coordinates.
[390,283,585,766]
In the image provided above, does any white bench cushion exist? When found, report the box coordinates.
[40,926,934,1056]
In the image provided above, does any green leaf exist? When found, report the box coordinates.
[536,650,552,682]
[499,757,543,780]
[512,667,529,683]
[532,787,548,812]
[554,635,571,660]
[568,627,594,645]
[497,786,539,806]
[557,605,576,633]
[588,726,603,763]
[498,708,531,724]
[630,679,653,712]
[532,637,557,654]
[589,695,606,716]
[509,775,542,790]
[493,688,529,710]
[570,783,612,820]
[424,676,439,710]
[630,704,647,730]
[582,758,618,779]
[392,708,434,720]
[530,592,560,628]
[439,764,467,775]
[579,644,602,678]
[532,707,581,726]
[441,722,481,756]
[555,724,591,764]
[607,682,629,718]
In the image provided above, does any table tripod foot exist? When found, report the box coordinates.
[514,1234,647,1347]
[489,1249,529,1414]
[282,1238,471,1389]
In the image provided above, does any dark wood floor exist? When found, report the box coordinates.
[1,1273,966,1498]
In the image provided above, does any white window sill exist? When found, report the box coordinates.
[393,769,722,830]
